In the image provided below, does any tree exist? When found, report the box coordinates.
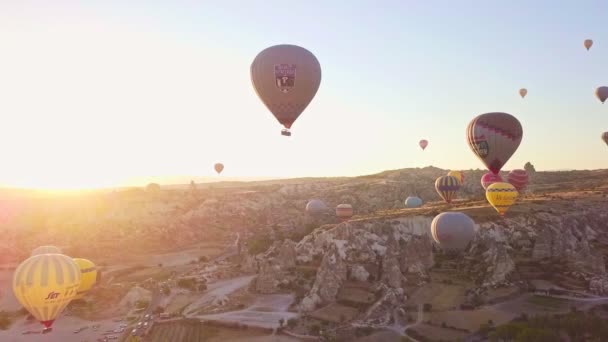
[524,162,536,173]
[278,318,285,328]
[287,318,297,329]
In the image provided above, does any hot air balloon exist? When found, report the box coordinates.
[73,258,98,300]
[584,39,593,50]
[519,88,527,98]
[31,246,62,257]
[481,172,503,190]
[430,212,476,251]
[336,204,353,222]
[405,196,423,208]
[251,44,321,136]
[507,169,529,192]
[596,87,608,104]
[467,112,523,174]
[486,182,518,216]
[602,132,608,146]
[13,254,81,332]
[447,171,464,184]
[306,199,327,215]
[214,163,224,175]
[419,139,428,151]
[435,176,460,203]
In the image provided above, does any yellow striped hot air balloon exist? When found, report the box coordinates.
[31,245,62,256]
[486,182,518,216]
[73,258,98,300]
[435,175,461,203]
[13,254,81,331]
[447,170,464,185]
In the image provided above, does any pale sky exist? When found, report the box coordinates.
[0,1,607,189]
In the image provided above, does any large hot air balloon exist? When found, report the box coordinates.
[31,246,62,257]
[519,88,527,98]
[336,204,353,222]
[602,132,608,146]
[214,163,224,175]
[405,196,423,208]
[419,139,428,151]
[430,212,476,251]
[481,172,503,190]
[306,199,327,215]
[486,182,518,216]
[596,87,608,104]
[584,39,593,51]
[467,112,523,174]
[73,258,98,300]
[13,254,81,332]
[447,171,464,184]
[435,176,460,203]
[507,169,529,191]
[251,44,321,136]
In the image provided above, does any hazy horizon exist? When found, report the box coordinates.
[1,1,607,190]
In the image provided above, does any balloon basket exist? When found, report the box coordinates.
[281,129,291,137]
[42,327,53,334]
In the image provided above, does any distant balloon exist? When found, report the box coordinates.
[430,212,476,251]
[519,88,527,98]
[602,132,608,146]
[31,246,62,257]
[13,254,81,331]
[405,196,423,208]
[306,199,327,215]
[419,140,428,151]
[435,176,461,203]
[596,87,608,104]
[251,44,322,136]
[73,258,98,300]
[507,169,529,191]
[467,112,523,174]
[336,204,353,222]
[486,182,518,216]
[447,171,464,184]
[481,172,503,190]
[214,163,224,174]
[584,39,593,50]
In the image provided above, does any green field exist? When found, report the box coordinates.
[526,295,569,310]
[147,320,219,342]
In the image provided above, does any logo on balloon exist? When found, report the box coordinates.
[473,140,489,158]
[45,292,60,300]
[274,64,296,93]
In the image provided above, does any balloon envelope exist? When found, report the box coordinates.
[467,112,523,174]
[31,246,62,257]
[602,132,608,146]
[507,169,529,191]
[430,212,476,251]
[214,163,224,174]
[486,182,518,216]
[419,140,428,150]
[73,258,98,300]
[251,44,321,135]
[481,172,503,190]
[335,204,353,221]
[447,171,464,184]
[13,254,81,329]
[584,39,593,50]
[306,199,327,215]
[519,88,527,98]
[596,87,608,104]
[405,196,423,208]
[435,176,460,203]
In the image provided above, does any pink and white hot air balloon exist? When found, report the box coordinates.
[481,172,503,190]
[507,169,529,191]
[419,139,428,151]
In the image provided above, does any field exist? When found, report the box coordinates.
[407,281,469,311]
[525,295,570,311]
[428,307,516,332]
[146,321,272,342]
[309,303,360,323]
[410,323,469,341]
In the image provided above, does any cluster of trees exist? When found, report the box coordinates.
[487,311,608,341]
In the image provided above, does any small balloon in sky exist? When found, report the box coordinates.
[214,163,224,175]
[419,139,428,151]
[595,86,608,104]
[602,132,608,146]
[519,88,527,98]
[584,39,593,51]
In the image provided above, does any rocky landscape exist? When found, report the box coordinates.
[2,166,608,341]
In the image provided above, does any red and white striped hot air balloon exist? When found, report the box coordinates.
[507,169,529,191]
[481,172,503,190]
[336,204,353,222]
